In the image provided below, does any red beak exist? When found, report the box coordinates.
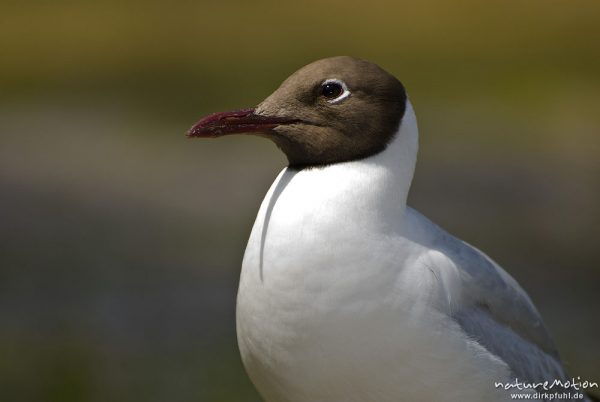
[187,108,296,138]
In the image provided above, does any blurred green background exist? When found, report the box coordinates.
[1,1,599,401]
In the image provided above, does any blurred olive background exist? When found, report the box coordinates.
[1,1,599,401]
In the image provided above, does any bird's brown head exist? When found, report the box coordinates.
[188,56,407,167]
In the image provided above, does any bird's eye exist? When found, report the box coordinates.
[322,83,343,98]
[320,79,351,103]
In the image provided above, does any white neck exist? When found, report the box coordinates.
[264,100,418,233]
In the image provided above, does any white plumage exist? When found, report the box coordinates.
[236,102,570,402]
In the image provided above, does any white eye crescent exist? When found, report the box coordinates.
[321,79,351,104]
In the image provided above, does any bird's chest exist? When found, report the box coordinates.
[237,195,405,342]
[237,167,406,323]
[237,235,406,401]
[235,186,417,401]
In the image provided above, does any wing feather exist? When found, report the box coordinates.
[433,233,567,381]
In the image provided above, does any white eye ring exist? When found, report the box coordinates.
[322,79,351,104]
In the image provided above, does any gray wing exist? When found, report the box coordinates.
[437,234,567,382]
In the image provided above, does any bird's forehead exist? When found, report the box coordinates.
[271,57,403,102]
[282,58,369,90]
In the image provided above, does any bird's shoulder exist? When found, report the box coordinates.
[403,208,565,380]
